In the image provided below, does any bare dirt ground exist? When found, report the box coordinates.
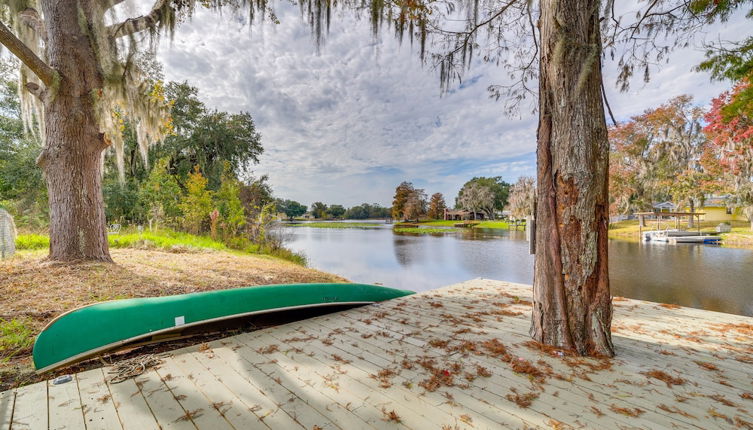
[0,248,346,389]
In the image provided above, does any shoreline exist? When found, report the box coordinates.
[0,248,346,390]
[609,220,753,250]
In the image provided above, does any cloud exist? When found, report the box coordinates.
[158,3,746,207]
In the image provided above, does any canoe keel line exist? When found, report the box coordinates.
[33,283,414,373]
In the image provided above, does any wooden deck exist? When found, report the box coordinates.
[2,279,753,429]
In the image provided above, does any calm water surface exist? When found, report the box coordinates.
[286,222,753,316]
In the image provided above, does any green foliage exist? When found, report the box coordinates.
[0,318,34,361]
[138,158,183,227]
[394,227,458,234]
[155,82,264,189]
[215,166,246,238]
[240,175,275,219]
[180,167,214,234]
[343,203,390,219]
[276,199,307,219]
[0,59,46,228]
[455,177,510,218]
[104,179,142,224]
[260,246,308,266]
[310,202,328,219]
[108,230,228,252]
[17,230,228,252]
[419,220,458,226]
[15,234,49,250]
[328,204,346,218]
[16,228,310,265]
[475,221,510,229]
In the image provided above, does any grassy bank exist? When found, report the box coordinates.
[609,219,753,248]
[16,228,307,265]
[394,227,459,234]
[420,220,510,229]
[287,222,381,229]
[0,247,346,389]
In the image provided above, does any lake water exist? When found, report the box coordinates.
[286,222,753,317]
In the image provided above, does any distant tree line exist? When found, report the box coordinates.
[271,200,391,220]
[389,177,516,221]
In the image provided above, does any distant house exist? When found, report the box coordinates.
[301,212,315,220]
[654,196,746,222]
[652,201,677,212]
[698,196,745,222]
[443,208,486,221]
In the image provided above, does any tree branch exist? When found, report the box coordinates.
[107,0,169,39]
[601,79,617,127]
[0,20,55,87]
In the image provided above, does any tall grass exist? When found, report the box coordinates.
[15,234,49,250]
[108,230,228,251]
[0,318,34,362]
[14,229,307,265]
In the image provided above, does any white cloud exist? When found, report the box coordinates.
[157,2,746,207]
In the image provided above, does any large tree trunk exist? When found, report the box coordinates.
[530,0,614,357]
[688,200,695,228]
[38,0,112,262]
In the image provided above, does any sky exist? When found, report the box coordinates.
[150,2,750,208]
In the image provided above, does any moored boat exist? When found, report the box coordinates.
[33,283,414,372]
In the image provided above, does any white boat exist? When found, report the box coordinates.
[642,230,704,242]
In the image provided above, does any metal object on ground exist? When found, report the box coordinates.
[52,375,72,385]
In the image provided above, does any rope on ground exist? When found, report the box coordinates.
[107,353,167,384]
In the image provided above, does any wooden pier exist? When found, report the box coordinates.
[2,279,752,429]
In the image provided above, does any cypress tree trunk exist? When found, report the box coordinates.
[530,0,614,357]
[38,0,112,262]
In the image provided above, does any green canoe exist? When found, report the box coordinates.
[33,283,413,372]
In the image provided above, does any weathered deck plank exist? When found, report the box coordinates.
[170,350,272,430]
[77,368,123,430]
[186,347,305,429]
[48,375,84,430]
[10,381,46,430]
[0,389,15,430]
[133,368,196,429]
[104,377,159,430]
[4,279,753,430]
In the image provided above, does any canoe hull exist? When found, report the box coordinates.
[33,283,414,372]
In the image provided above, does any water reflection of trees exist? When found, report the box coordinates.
[392,236,419,267]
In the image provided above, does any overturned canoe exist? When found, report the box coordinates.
[33,283,413,372]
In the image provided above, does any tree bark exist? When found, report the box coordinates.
[38,0,112,262]
[530,0,614,357]
[688,200,695,228]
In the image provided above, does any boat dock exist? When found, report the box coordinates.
[2,279,752,429]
